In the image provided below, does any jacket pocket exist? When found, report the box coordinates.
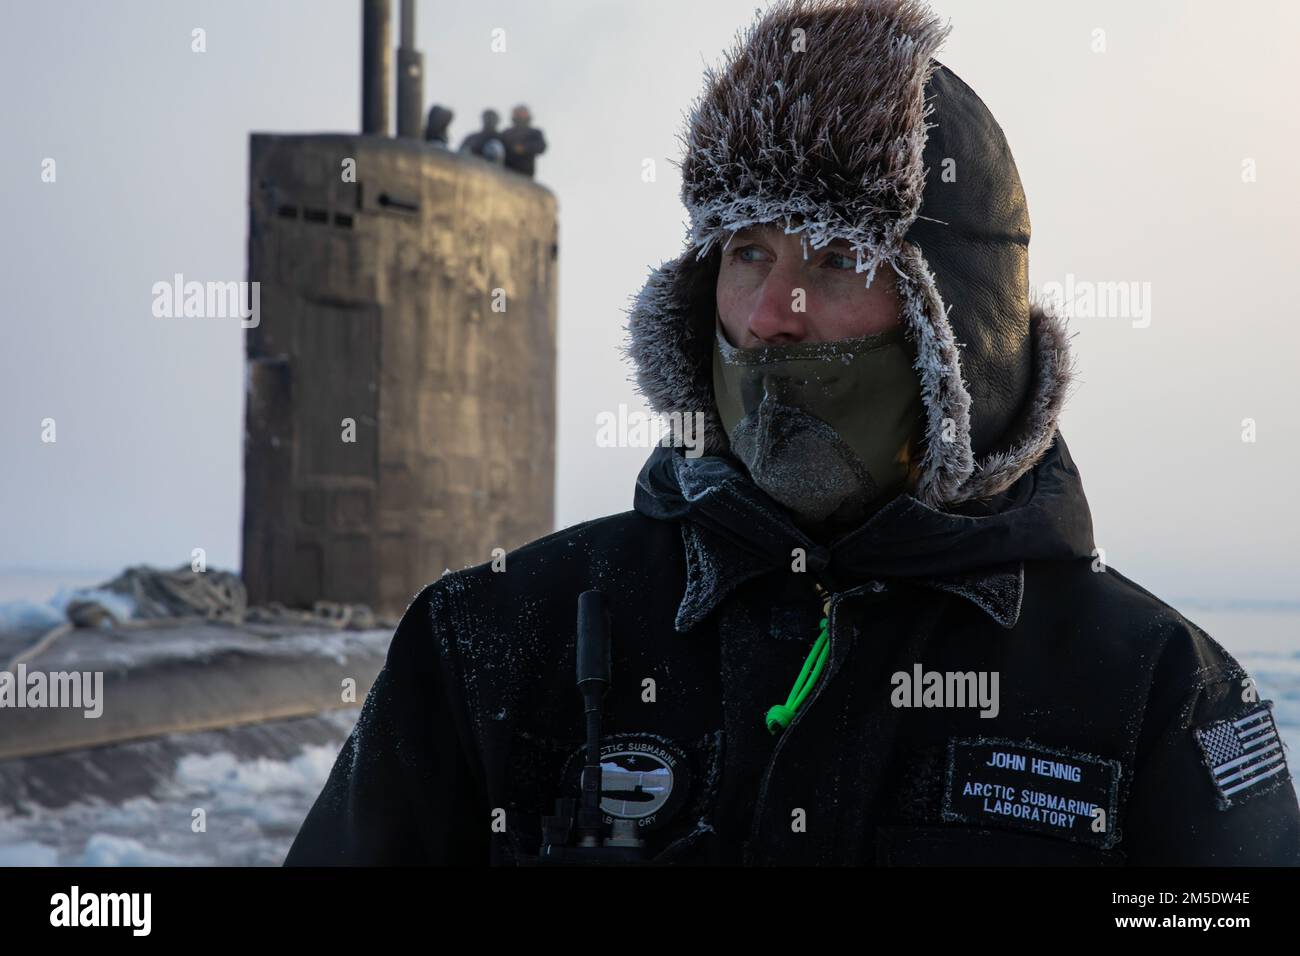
[875,824,1125,866]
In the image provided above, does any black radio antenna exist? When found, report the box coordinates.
[574,589,611,847]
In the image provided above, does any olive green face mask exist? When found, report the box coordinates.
[711,310,925,532]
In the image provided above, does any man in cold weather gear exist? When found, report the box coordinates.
[458,108,504,159]
[499,104,547,178]
[286,0,1300,866]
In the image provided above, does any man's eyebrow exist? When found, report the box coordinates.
[727,227,852,251]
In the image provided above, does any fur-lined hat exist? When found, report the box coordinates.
[623,0,1075,509]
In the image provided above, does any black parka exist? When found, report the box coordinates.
[284,434,1300,866]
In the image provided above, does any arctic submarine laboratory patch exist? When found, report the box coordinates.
[559,733,691,832]
[941,737,1122,849]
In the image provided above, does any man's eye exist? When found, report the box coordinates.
[732,244,766,262]
[825,252,856,270]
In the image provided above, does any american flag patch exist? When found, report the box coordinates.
[1194,703,1291,809]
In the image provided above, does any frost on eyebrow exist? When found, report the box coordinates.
[727,225,854,261]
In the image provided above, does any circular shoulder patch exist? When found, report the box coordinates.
[559,733,692,833]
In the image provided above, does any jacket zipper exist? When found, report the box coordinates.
[744,579,880,861]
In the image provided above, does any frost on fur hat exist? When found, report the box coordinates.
[623,0,1076,509]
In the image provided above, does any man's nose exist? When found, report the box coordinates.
[745,263,810,345]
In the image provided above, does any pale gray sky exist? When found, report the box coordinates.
[2,0,1297,604]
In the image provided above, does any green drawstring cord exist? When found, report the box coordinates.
[765,613,831,735]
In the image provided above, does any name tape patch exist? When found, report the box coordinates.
[942,737,1122,850]
[1194,702,1291,810]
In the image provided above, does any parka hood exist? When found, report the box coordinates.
[622,0,1077,511]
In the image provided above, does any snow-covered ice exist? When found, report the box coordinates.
[0,710,357,867]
